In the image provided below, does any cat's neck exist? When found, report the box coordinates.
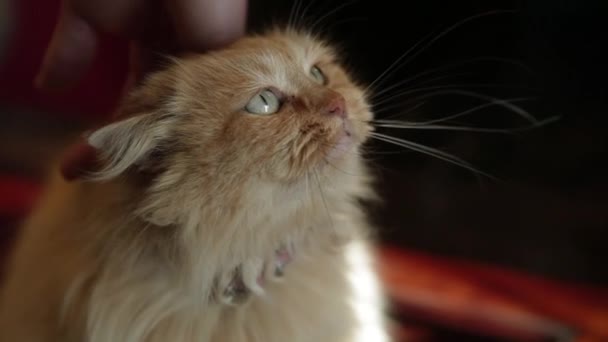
[72,175,350,288]
[60,161,371,306]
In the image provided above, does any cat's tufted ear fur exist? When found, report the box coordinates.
[60,73,177,182]
[83,112,175,181]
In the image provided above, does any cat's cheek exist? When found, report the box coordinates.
[361,108,374,122]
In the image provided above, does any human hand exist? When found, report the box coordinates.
[36,0,248,90]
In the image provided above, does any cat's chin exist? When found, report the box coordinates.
[325,119,356,161]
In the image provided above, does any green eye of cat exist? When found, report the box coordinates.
[310,65,326,85]
[245,89,280,115]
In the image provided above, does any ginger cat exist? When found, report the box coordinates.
[0,29,390,342]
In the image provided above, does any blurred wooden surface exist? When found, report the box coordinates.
[379,246,608,341]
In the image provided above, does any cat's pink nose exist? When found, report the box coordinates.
[324,94,346,118]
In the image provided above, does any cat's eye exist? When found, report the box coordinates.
[245,89,280,115]
[310,65,326,85]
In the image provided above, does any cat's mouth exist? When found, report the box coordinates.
[290,111,360,178]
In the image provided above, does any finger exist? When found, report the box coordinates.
[35,6,98,90]
[166,0,248,51]
[60,139,100,181]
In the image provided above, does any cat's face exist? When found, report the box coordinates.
[168,29,373,182]
[79,30,373,224]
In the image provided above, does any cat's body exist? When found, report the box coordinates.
[0,29,390,342]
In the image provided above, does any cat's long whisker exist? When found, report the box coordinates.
[370,132,497,179]
[462,56,536,75]
[373,116,560,134]
[371,91,504,117]
[406,73,475,88]
[371,133,470,165]
[373,83,535,107]
[374,123,515,134]
[372,101,429,121]
[374,97,530,124]
[309,0,359,34]
[364,10,516,95]
[287,0,300,29]
[292,0,320,30]
[372,73,472,103]
[371,56,536,101]
[295,0,311,29]
[364,31,437,96]
[374,90,537,124]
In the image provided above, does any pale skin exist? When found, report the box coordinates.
[36,0,248,91]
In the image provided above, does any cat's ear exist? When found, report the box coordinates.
[60,113,176,182]
[60,69,178,182]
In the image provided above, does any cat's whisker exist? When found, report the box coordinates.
[287,0,303,30]
[364,10,516,96]
[373,83,536,107]
[309,0,359,35]
[376,97,531,124]
[374,90,537,124]
[364,31,436,96]
[293,0,309,29]
[369,132,497,180]
[371,101,428,121]
[352,141,399,157]
[374,123,515,134]
[372,71,472,102]
[372,116,560,134]
[459,56,536,75]
[404,72,475,88]
[371,56,536,101]
[293,0,320,31]
[287,0,295,29]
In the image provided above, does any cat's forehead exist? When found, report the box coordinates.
[229,31,336,92]
[271,31,334,64]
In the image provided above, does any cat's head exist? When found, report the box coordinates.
[62,29,374,226]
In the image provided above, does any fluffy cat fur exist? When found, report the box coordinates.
[0,29,391,342]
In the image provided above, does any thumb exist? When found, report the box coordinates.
[166,0,247,51]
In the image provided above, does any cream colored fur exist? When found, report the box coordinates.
[0,29,391,342]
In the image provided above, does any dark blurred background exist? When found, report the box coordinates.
[249,0,608,285]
